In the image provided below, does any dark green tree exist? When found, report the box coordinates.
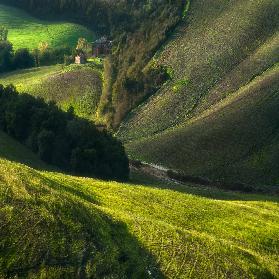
[38,129,55,163]
[13,48,35,69]
[0,26,8,41]
[0,41,13,72]
[0,85,130,181]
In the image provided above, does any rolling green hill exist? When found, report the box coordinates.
[0,64,103,121]
[1,1,279,278]
[126,65,279,186]
[118,0,279,187]
[0,131,279,278]
[0,0,187,129]
[0,4,94,50]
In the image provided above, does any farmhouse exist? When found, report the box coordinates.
[92,36,112,57]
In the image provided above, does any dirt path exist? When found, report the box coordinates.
[129,160,275,194]
[130,160,186,185]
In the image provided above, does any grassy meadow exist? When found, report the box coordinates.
[0,64,103,120]
[126,64,279,187]
[0,4,94,50]
[119,0,279,140]
[0,131,279,278]
[118,0,279,187]
[0,1,278,277]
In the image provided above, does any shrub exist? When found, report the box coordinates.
[38,46,72,66]
[13,48,35,69]
[0,40,13,72]
[0,32,35,71]
[0,26,8,41]
[38,129,55,163]
[64,54,74,65]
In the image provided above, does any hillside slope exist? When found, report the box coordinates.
[0,4,94,50]
[0,64,103,120]
[126,65,279,186]
[2,0,189,129]
[0,132,279,278]
[118,0,279,186]
[0,130,51,170]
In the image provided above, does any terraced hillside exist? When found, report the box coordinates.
[0,131,279,278]
[0,4,94,49]
[118,0,279,186]
[0,64,103,120]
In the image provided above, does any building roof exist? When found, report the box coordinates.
[76,53,85,57]
[93,36,113,45]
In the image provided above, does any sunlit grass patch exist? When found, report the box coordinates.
[0,64,103,121]
[0,131,278,278]
[0,4,94,50]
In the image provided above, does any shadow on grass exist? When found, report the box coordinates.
[0,131,57,172]
[1,170,165,279]
[130,168,279,203]
[1,127,278,204]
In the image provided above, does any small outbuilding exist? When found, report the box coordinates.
[92,36,112,57]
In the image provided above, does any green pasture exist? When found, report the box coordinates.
[0,4,94,50]
[0,64,103,120]
[0,131,278,278]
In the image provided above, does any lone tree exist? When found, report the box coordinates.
[0,40,13,72]
[0,26,8,41]
[76,37,89,53]
[38,41,49,52]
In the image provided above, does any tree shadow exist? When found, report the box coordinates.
[1,170,165,279]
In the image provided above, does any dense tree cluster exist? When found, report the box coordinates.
[0,26,8,41]
[0,39,71,73]
[0,85,129,180]
[0,27,34,72]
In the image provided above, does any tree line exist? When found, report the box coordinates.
[0,85,130,181]
[0,40,33,72]
[0,28,72,73]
